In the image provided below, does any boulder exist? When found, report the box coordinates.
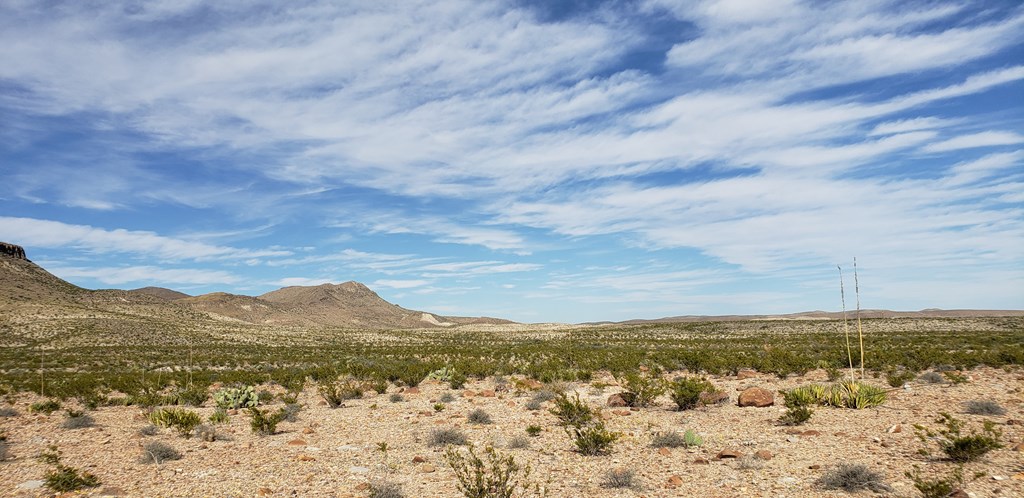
[737,387,774,407]
[607,392,636,407]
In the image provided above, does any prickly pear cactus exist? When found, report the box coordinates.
[213,385,259,409]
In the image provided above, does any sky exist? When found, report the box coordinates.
[1,0,1022,323]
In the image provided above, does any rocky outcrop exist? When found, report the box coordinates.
[0,242,28,261]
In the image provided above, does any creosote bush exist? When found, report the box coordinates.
[570,421,619,456]
[248,407,287,436]
[30,399,61,415]
[816,463,892,493]
[668,376,715,410]
[602,467,638,489]
[914,412,1002,462]
[317,377,363,408]
[618,371,666,407]
[428,427,468,447]
[38,445,99,492]
[779,389,814,426]
[550,393,593,428]
[467,408,492,425]
[148,407,201,437]
[904,465,981,498]
[368,480,406,498]
[445,444,532,498]
[650,431,687,448]
[140,441,181,464]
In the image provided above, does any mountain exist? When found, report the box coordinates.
[0,242,511,331]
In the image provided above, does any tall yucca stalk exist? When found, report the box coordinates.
[838,265,855,380]
[854,258,865,379]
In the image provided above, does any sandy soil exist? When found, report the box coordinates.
[1,367,1021,498]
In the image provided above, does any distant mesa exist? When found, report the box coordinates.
[0,242,29,261]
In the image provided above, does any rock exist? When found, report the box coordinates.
[801,430,821,437]
[355,483,370,491]
[717,449,744,459]
[786,436,800,443]
[699,390,729,405]
[753,450,773,460]
[808,464,821,470]
[612,409,632,416]
[413,455,427,463]
[778,477,798,486]
[658,447,671,456]
[478,390,496,397]
[97,487,126,497]
[287,439,307,446]
[666,475,683,488]
[419,464,436,473]
[693,457,710,464]
[1012,443,1024,452]
[463,390,475,397]
[303,427,315,434]
[947,489,969,498]
[736,369,758,380]
[607,392,636,407]
[0,242,28,260]
[404,387,421,394]
[295,454,315,462]
[886,424,902,433]
[737,387,774,407]
[521,379,544,390]
[17,480,44,490]
[1011,472,1024,480]
[257,488,273,496]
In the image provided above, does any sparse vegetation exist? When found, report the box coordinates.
[918,371,946,384]
[38,445,99,492]
[601,467,639,489]
[140,441,182,464]
[317,377,363,408]
[61,410,95,429]
[195,424,218,442]
[779,389,814,425]
[208,407,229,424]
[525,425,542,437]
[668,376,715,410]
[914,412,1002,462]
[248,407,286,436]
[550,392,593,428]
[963,399,1005,416]
[618,371,666,407]
[368,480,406,498]
[30,399,61,415]
[388,393,404,403]
[428,427,468,447]
[445,444,532,498]
[467,408,492,424]
[817,463,892,493]
[149,407,201,437]
[650,431,686,448]
[570,421,619,456]
[507,436,529,449]
[213,385,259,409]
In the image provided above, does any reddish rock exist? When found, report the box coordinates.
[295,454,315,462]
[736,369,758,380]
[694,457,710,464]
[612,409,632,416]
[303,427,315,435]
[717,449,744,459]
[418,464,436,473]
[948,489,969,498]
[658,447,671,456]
[521,379,544,390]
[737,387,774,407]
[808,465,821,470]
[354,483,370,491]
[800,430,821,437]
[257,487,273,496]
[463,390,475,397]
[404,387,421,394]
[412,456,427,463]
[666,475,683,488]
[1012,443,1024,452]
[886,424,902,433]
[287,439,307,446]
[607,392,636,407]
[754,450,773,460]
[699,390,729,405]
[478,389,496,397]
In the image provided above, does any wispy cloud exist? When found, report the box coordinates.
[47,265,239,286]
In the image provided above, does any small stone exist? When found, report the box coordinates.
[355,483,371,491]
[658,447,671,456]
[870,436,881,443]
[404,387,421,394]
[612,409,632,416]
[478,390,496,397]
[607,392,636,407]
[463,390,475,397]
[413,455,427,463]
[1012,443,1024,452]
[303,427,315,434]
[737,387,774,407]
[947,489,969,498]
[753,450,773,460]
[666,475,683,488]
[786,436,800,443]
[736,369,758,380]
[295,454,315,462]
[349,466,370,474]
[801,430,821,437]
[287,439,307,446]
[17,480,45,490]
[992,475,1007,481]
[717,449,744,459]
[1006,419,1019,425]
[419,464,436,473]
[257,487,273,496]
[808,464,821,470]
[693,457,710,464]
[886,424,902,433]
[778,477,798,486]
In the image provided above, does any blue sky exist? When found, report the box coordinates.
[1,0,1022,323]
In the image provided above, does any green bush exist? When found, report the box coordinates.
[668,376,715,410]
[30,399,61,415]
[248,407,286,436]
[914,412,1003,462]
[905,465,966,498]
[317,378,362,408]
[550,393,593,428]
[38,445,99,492]
[148,408,201,437]
[213,385,259,409]
[445,444,532,498]
[467,408,492,425]
[779,389,814,425]
[525,425,542,437]
[208,408,229,424]
[570,421,619,456]
[618,371,666,407]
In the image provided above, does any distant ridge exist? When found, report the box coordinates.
[609,308,1024,325]
[129,286,191,301]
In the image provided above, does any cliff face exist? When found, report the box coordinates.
[0,242,28,261]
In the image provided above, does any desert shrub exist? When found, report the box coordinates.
[208,408,229,424]
[317,377,362,408]
[601,467,638,489]
[368,480,406,498]
[550,392,593,428]
[817,463,892,493]
[139,441,181,464]
[668,376,715,410]
[428,427,468,447]
[433,403,446,412]
[0,406,18,417]
[61,410,95,429]
[963,400,1005,416]
[914,412,1002,462]
[905,465,967,498]
[826,381,887,409]
[195,424,217,442]
[570,421,619,456]
[779,389,814,426]
[138,425,159,436]
[449,371,468,390]
[919,371,945,384]
[507,436,529,449]
[256,389,275,402]
[170,386,209,407]
[282,403,301,422]
[467,408,492,425]
[148,408,201,437]
[30,399,61,415]
[440,392,456,403]
[525,425,542,437]
[213,385,259,409]
[525,399,543,411]
[248,407,286,436]
[532,389,558,403]
[38,445,99,492]
[885,369,916,388]
[445,444,532,498]
[943,371,969,384]
[650,431,687,448]
[388,393,404,403]
[618,371,666,407]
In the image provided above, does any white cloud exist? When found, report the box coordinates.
[0,216,290,261]
[273,277,336,287]
[373,279,431,289]
[47,265,239,286]
[922,131,1024,153]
